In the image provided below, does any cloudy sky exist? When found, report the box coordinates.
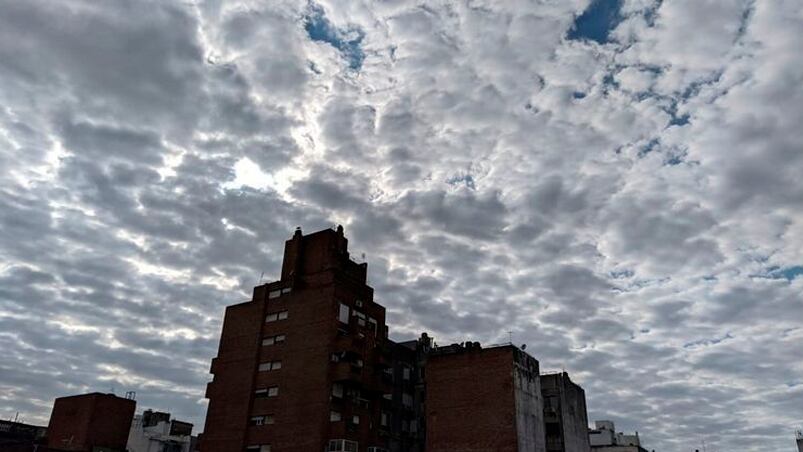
[1,0,802,450]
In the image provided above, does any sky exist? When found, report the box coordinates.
[0,0,801,450]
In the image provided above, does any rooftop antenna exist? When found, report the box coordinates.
[508,331,513,344]
[258,271,264,285]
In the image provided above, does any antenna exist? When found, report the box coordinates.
[258,271,264,285]
[508,331,513,344]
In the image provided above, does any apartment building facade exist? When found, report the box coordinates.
[201,227,591,452]
[202,227,392,452]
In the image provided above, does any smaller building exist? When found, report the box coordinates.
[540,372,591,452]
[425,342,545,452]
[127,409,194,452]
[46,392,136,452]
[0,419,47,449]
[588,420,647,452]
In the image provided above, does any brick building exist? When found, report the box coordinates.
[201,227,591,452]
[202,227,392,452]
[541,373,591,452]
[425,343,546,452]
[46,392,136,452]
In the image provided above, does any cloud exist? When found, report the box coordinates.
[1,1,801,450]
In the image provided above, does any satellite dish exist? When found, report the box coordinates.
[521,344,527,350]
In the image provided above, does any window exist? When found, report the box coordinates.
[380,412,389,427]
[353,310,366,326]
[368,317,378,335]
[281,287,292,295]
[330,410,342,422]
[258,361,282,372]
[351,415,360,425]
[265,311,288,323]
[265,415,275,425]
[338,303,350,323]
[402,367,411,380]
[245,445,270,452]
[268,289,281,299]
[353,359,363,369]
[402,393,413,407]
[262,335,285,346]
[250,416,266,426]
[382,393,392,401]
[256,387,278,398]
[327,440,358,452]
[332,383,344,398]
[368,448,389,452]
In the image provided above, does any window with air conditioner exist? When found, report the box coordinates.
[332,383,344,398]
[330,410,342,422]
[267,386,279,397]
[249,416,265,426]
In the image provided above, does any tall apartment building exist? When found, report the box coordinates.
[425,343,546,452]
[201,227,593,452]
[541,372,591,452]
[202,227,393,452]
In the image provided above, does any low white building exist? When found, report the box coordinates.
[589,420,648,452]
[127,409,193,452]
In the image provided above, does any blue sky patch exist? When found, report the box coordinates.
[567,0,624,44]
[446,174,476,190]
[768,265,803,281]
[304,2,365,70]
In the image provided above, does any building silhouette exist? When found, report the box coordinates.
[201,227,591,452]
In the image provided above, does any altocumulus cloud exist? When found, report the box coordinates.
[1,1,802,450]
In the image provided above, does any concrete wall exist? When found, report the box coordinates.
[513,350,546,452]
[541,373,591,452]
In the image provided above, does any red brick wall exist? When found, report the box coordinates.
[202,228,388,452]
[426,347,518,452]
[46,393,134,451]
